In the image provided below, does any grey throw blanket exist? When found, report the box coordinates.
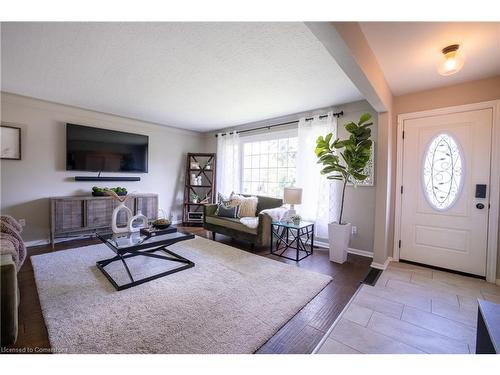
[0,215,26,270]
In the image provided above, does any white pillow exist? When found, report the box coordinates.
[230,194,258,217]
[260,206,288,221]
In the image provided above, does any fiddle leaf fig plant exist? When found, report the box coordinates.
[315,113,373,225]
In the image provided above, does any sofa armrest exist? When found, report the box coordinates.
[257,212,273,247]
[1,254,18,346]
[203,204,218,219]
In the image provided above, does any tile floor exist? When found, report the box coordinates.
[315,261,500,354]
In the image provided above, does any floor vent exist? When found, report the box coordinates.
[362,268,382,286]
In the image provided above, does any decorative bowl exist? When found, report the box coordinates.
[153,223,171,229]
[92,191,127,197]
[152,218,171,229]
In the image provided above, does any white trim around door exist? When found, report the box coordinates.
[394,100,500,283]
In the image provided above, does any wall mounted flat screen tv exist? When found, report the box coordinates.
[66,124,148,173]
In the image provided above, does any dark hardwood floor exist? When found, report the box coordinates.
[9,226,371,354]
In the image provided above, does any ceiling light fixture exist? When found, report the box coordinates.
[438,44,465,76]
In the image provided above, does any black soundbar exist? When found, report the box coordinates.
[74,176,141,182]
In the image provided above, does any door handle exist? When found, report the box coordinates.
[476,203,485,210]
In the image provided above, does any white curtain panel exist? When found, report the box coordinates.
[216,132,241,196]
[297,113,339,239]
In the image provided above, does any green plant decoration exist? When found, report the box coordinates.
[315,113,373,225]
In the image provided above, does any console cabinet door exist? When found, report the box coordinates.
[86,199,114,228]
[136,196,158,220]
[54,199,84,232]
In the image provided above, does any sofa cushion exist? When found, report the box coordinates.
[230,194,258,217]
[235,194,283,214]
[255,195,283,213]
[215,203,240,218]
[205,216,258,235]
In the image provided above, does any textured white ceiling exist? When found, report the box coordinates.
[360,22,500,95]
[1,22,362,132]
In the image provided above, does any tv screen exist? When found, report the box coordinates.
[66,124,148,173]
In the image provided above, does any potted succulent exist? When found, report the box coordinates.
[315,113,373,263]
[290,214,302,225]
[191,193,199,204]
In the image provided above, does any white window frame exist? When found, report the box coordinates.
[421,132,465,211]
[239,128,298,198]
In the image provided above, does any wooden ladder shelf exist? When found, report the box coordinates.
[182,153,216,225]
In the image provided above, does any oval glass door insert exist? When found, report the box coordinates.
[422,133,464,210]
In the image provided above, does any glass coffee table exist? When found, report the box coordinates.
[96,230,195,291]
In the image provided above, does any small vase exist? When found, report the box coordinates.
[111,201,133,234]
[128,214,148,233]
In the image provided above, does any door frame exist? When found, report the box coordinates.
[394,100,500,283]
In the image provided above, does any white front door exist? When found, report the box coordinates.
[400,109,493,276]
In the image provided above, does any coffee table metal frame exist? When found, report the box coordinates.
[96,232,195,291]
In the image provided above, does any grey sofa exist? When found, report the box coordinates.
[203,194,283,249]
[1,250,19,346]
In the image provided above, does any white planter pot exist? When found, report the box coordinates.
[328,222,352,264]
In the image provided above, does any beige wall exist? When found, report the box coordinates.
[372,111,395,266]
[392,75,500,277]
[322,22,395,266]
[331,22,393,112]
[314,24,500,273]
[0,93,206,244]
[394,75,500,115]
[336,101,378,252]
[204,100,378,253]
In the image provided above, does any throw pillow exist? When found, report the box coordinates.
[217,192,230,203]
[218,192,238,207]
[230,194,258,217]
[215,203,240,218]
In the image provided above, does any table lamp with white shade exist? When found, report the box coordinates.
[283,187,302,219]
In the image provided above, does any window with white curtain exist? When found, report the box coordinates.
[240,130,298,198]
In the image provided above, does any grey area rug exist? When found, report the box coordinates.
[32,237,331,353]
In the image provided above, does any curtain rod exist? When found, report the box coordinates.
[215,111,343,137]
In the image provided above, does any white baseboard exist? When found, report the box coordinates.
[26,234,90,248]
[314,240,329,249]
[25,239,51,247]
[347,247,374,258]
[25,220,184,248]
[314,240,373,259]
[371,257,393,270]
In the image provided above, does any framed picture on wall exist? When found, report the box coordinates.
[1,124,22,160]
[350,141,375,187]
